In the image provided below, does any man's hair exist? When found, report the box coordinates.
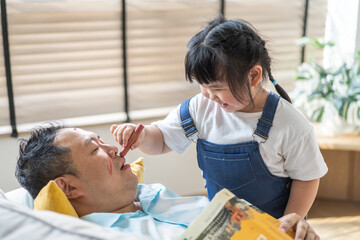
[15,123,78,199]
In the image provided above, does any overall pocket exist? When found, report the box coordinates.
[202,151,255,191]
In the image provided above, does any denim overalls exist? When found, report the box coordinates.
[180,92,291,218]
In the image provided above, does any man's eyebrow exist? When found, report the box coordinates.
[85,137,93,146]
[85,135,101,146]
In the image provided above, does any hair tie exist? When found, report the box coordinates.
[272,79,277,86]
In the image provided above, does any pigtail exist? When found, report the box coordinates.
[269,73,292,103]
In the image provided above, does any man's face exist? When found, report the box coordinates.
[55,128,138,212]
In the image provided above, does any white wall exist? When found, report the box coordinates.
[0,135,20,192]
[0,119,206,196]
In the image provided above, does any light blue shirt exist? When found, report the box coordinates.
[81,184,209,240]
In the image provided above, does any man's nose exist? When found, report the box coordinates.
[103,144,118,158]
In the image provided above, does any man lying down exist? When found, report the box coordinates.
[15,123,319,240]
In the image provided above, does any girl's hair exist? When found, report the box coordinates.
[185,16,291,104]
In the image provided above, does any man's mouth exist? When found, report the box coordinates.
[120,158,130,170]
[121,163,130,170]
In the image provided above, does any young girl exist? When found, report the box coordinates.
[111,17,328,219]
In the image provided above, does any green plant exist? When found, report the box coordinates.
[293,37,360,127]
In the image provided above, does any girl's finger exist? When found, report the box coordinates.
[110,124,118,134]
[294,220,308,240]
[122,126,136,147]
[279,213,299,232]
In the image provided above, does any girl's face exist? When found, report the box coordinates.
[200,81,253,113]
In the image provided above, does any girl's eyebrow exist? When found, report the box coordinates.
[207,84,224,88]
[203,81,223,87]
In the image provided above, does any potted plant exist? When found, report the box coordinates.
[292,37,360,136]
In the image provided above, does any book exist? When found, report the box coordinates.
[179,189,295,240]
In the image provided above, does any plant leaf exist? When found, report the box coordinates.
[295,37,334,49]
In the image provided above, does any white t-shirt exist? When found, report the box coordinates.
[153,93,328,181]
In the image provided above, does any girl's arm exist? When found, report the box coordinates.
[111,124,172,155]
[138,125,172,154]
[283,179,320,218]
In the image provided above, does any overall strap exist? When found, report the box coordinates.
[254,92,280,140]
[179,98,199,140]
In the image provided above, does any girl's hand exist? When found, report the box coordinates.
[110,123,145,150]
[279,213,320,240]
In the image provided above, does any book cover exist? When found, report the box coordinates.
[179,189,295,240]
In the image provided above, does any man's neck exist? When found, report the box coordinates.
[72,200,143,217]
[112,201,143,214]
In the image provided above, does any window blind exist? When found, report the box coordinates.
[226,0,327,91]
[0,14,10,128]
[0,0,328,129]
[126,0,218,112]
[1,1,126,127]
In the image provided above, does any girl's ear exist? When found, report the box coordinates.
[249,65,262,87]
[54,176,83,200]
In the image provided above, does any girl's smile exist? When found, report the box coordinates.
[200,80,268,113]
[220,103,228,109]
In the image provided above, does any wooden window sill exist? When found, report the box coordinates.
[313,123,360,152]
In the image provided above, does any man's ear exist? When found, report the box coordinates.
[248,65,262,87]
[54,176,82,200]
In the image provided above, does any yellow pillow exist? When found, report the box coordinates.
[34,180,79,217]
[131,157,144,184]
[34,157,145,217]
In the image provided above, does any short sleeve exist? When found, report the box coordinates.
[283,129,328,180]
[152,105,193,154]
